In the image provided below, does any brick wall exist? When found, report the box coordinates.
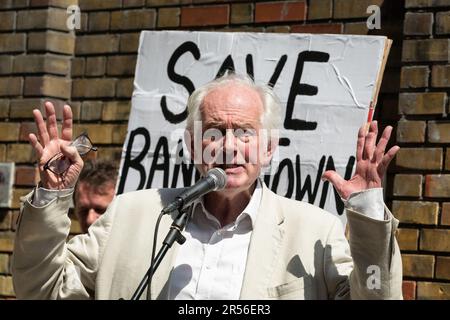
[0,0,447,300]
[394,0,450,300]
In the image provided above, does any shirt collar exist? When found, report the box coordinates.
[191,178,263,229]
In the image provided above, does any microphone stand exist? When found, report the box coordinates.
[130,208,190,300]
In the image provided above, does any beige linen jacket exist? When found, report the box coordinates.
[12,183,402,300]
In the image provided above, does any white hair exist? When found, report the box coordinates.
[185,72,282,135]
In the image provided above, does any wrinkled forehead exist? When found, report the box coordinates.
[200,84,264,127]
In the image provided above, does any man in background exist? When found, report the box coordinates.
[74,160,117,233]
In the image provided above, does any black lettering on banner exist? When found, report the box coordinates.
[161,41,200,124]
[285,51,330,131]
[117,127,150,195]
[271,158,294,198]
[147,136,170,188]
[268,54,287,88]
[216,54,235,78]
[246,54,254,79]
[295,154,325,203]
[171,139,201,188]
[319,155,356,215]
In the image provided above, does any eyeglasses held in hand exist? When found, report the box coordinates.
[43,133,98,175]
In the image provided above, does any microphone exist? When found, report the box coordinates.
[161,168,227,214]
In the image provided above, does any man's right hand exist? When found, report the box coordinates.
[30,101,83,190]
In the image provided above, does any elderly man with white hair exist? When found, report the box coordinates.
[12,73,402,300]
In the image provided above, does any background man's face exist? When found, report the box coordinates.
[75,182,115,233]
[196,83,267,193]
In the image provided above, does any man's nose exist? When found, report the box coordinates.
[223,129,237,150]
[86,209,100,228]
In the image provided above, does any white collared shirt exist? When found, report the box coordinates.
[166,180,262,300]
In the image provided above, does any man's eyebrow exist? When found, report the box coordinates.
[203,120,257,129]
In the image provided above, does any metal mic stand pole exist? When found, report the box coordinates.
[130,208,189,300]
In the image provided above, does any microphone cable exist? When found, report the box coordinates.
[146,210,165,300]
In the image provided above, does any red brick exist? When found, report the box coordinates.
[425,174,450,198]
[396,148,442,170]
[291,23,342,34]
[9,98,68,120]
[181,5,229,27]
[255,1,306,23]
[402,281,416,300]
[15,166,38,186]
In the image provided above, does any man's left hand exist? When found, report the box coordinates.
[322,121,400,200]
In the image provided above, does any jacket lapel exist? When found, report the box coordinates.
[240,183,285,299]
